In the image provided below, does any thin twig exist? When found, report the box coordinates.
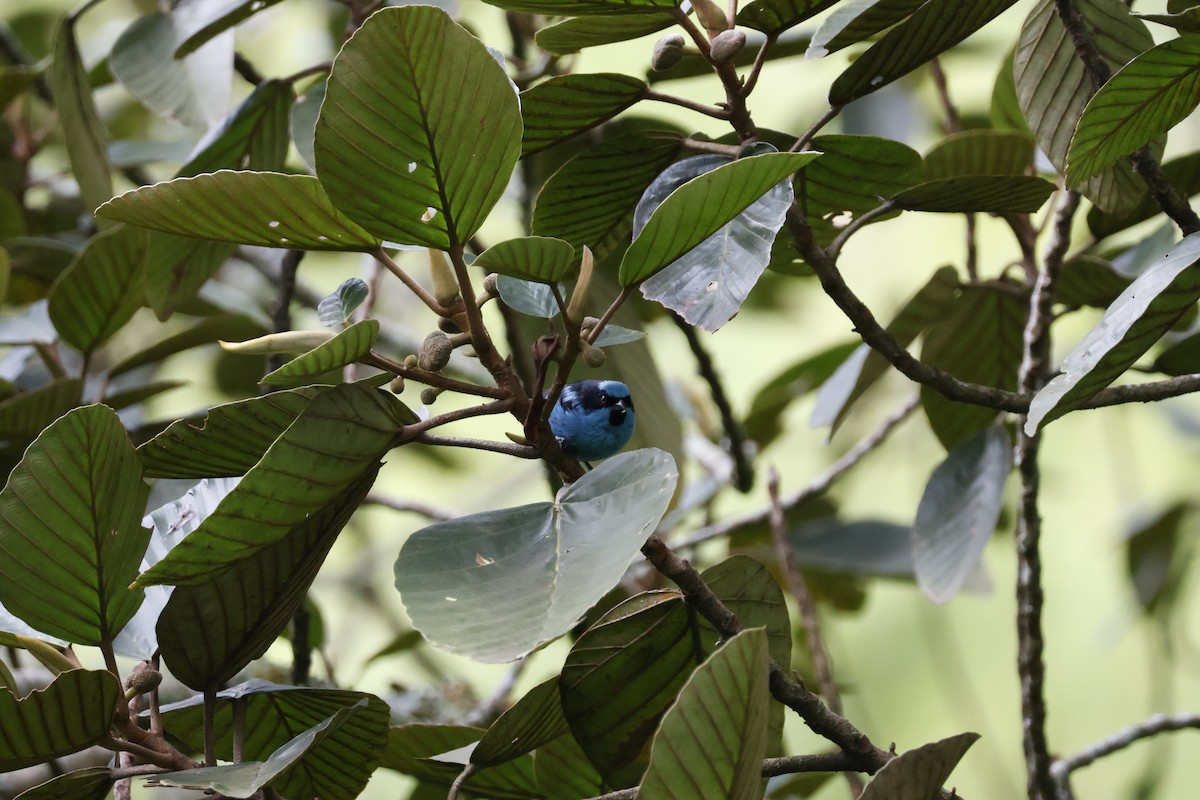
[585,287,634,345]
[1051,713,1200,788]
[414,432,539,458]
[741,34,777,97]
[109,764,170,780]
[827,201,898,259]
[790,106,842,154]
[679,394,919,550]
[1015,190,1080,800]
[361,352,506,399]
[373,246,449,316]
[363,493,457,521]
[670,312,753,492]
[645,90,732,120]
[446,764,478,800]
[679,138,743,157]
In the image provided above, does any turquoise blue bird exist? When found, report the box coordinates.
[549,380,636,463]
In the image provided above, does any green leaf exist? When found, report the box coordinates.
[913,425,1011,603]
[634,147,796,331]
[1136,7,1200,34]
[110,313,266,377]
[291,76,326,172]
[1053,255,1132,309]
[638,628,771,800]
[808,0,926,57]
[0,65,39,110]
[314,5,521,248]
[180,79,294,176]
[103,380,187,412]
[96,171,380,251]
[745,341,859,448]
[109,11,230,129]
[533,734,605,800]
[318,278,370,328]
[811,266,960,434]
[561,591,697,786]
[143,236,237,321]
[13,766,114,800]
[1067,36,1200,184]
[920,285,1026,449]
[789,518,916,577]
[891,175,1055,213]
[800,134,924,245]
[923,129,1036,178]
[136,384,408,586]
[0,406,148,645]
[395,448,679,663]
[48,225,147,354]
[737,0,842,36]
[828,0,1018,106]
[536,13,673,55]
[379,724,539,798]
[531,131,682,262]
[0,670,121,772]
[1124,502,1193,616]
[153,700,377,799]
[158,465,379,690]
[1015,0,1155,215]
[496,275,561,318]
[472,677,570,766]
[159,681,390,800]
[1027,232,1200,432]
[474,237,578,283]
[138,388,322,478]
[1088,150,1200,238]
[48,19,112,221]
[0,378,83,439]
[620,151,819,286]
[521,73,648,155]
[260,319,380,387]
[991,47,1030,132]
[481,0,676,13]
[858,732,979,799]
[174,0,288,58]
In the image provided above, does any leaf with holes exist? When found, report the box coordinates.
[638,628,771,800]
[135,384,408,587]
[0,406,148,645]
[913,425,1011,604]
[1027,231,1200,432]
[48,226,147,354]
[521,73,647,155]
[396,449,678,663]
[1015,0,1155,215]
[0,670,121,772]
[1067,36,1200,184]
[315,6,521,248]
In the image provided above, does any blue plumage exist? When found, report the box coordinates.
[548,380,636,462]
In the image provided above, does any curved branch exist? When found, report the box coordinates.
[1051,712,1200,782]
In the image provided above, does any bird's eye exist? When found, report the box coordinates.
[599,393,608,404]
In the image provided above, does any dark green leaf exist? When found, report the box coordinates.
[110,313,266,377]
[0,406,149,645]
[142,236,237,321]
[180,79,294,176]
[110,12,230,129]
[1088,150,1200,238]
[534,734,605,800]
[174,0,288,58]
[521,73,648,155]
[14,766,114,800]
[379,724,539,798]
[158,465,379,690]
[638,628,770,800]
[789,518,915,577]
[158,685,389,800]
[923,129,1036,178]
[475,237,578,283]
[737,0,842,36]
[0,66,39,110]
[620,152,819,286]
[920,285,1026,449]
[1123,503,1193,616]
[481,0,677,14]
[472,677,570,766]
[808,0,925,57]
[532,132,682,262]
[318,278,370,328]
[0,670,121,772]
[1152,328,1200,374]
[1053,255,1132,308]
[858,732,979,799]
[913,425,1011,603]
[745,340,859,448]
[261,319,379,387]
[0,378,82,439]
[891,175,1055,212]
[48,225,147,354]
[536,13,673,55]
[103,379,186,412]
[1067,37,1200,183]
[136,384,408,586]
[315,5,521,248]
[828,0,1018,105]
[395,449,679,662]
[48,19,112,219]
[291,76,326,172]
[1015,0,1155,215]
[1027,232,1200,431]
[991,47,1030,132]
[96,171,380,251]
[1135,7,1200,34]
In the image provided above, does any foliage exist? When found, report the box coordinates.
[2,1,1199,799]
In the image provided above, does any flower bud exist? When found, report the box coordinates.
[389,376,405,394]
[420,387,441,405]
[709,29,746,65]
[581,341,607,368]
[652,34,686,71]
[418,331,453,371]
[438,316,462,334]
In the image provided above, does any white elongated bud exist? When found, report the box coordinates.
[220,329,335,355]
[428,248,460,305]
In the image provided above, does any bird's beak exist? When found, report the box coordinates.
[616,396,633,412]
